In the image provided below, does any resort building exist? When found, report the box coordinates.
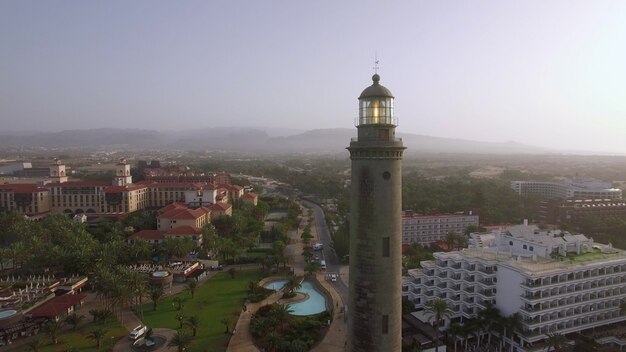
[0,159,253,221]
[402,211,479,246]
[403,222,626,351]
[539,198,626,225]
[511,179,622,200]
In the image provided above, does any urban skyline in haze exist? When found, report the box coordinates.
[2,1,625,153]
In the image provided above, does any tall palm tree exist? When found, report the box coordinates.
[478,302,501,347]
[506,313,523,352]
[64,313,84,330]
[168,331,193,352]
[44,320,62,344]
[424,298,452,352]
[545,331,567,352]
[150,286,165,311]
[26,339,43,352]
[284,275,303,295]
[173,296,185,311]
[87,328,108,350]
[448,321,462,352]
[185,316,200,336]
[186,280,198,299]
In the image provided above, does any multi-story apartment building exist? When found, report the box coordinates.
[540,198,626,225]
[511,179,622,200]
[402,211,479,246]
[403,223,626,351]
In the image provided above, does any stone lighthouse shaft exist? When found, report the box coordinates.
[347,74,405,352]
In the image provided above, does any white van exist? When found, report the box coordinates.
[320,260,327,270]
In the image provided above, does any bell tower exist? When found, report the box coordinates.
[113,158,133,186]
[49,158,68,183]
[347,73,405,352]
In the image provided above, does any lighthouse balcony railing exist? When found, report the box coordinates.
[354,116,399,126]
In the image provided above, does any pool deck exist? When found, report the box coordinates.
[226,206,348,352]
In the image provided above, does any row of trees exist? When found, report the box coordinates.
[422,299,525,352]
[421,298,577,352]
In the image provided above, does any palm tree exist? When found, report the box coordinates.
[26,339,43,352]
[424,298,452,352]
[506,313,523,352]
[186,280,198,299]
[478,302,501,347]
[284,275,303,295]
[185,316,200,336]
[87,328,108,350]
[168,331,193,352]
[44,320,62,344]
[545,331,567,352]
[265,331,281,352]
[448,321,462,352]
[64,313,84,330]
[173,296,185,311]
[150,286,165,311]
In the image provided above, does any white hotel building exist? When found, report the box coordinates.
[511,179,622,200]
[402,211,479,246]
[403,223,626,350]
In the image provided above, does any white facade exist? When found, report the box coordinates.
[403,223,626,350]
[402,212,479,246]
[511,180,622,200]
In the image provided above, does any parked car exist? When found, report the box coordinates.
[330,274,337,282]
[313,243,323,251]
[129,325,147,340]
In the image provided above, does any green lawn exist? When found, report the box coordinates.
[22,319,127,352]
[141,269,264,352]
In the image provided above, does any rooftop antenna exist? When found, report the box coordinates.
[373,51,380,74]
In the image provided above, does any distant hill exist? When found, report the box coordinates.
[0,127,553,154]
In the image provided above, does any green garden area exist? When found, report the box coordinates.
[141,269,264,352]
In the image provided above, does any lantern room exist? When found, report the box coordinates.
[357,74,395,126]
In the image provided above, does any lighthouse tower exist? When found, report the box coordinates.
[347,73,405,352]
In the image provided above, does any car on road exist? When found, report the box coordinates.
[314,254,320,261]
[129,325,147,340]
[313,243,323,251]
[330,274,337,282]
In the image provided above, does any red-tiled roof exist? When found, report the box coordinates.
[0,184,48,193]
[29,294,86,318]
[129,230,166,240]
[159,202,187,214]
[165,226,202,235]
[160,207,209,220]
[219,184,243,191]
[46,181,110,187]
[137,182,215,190]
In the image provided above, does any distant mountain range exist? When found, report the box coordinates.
[0,127,554,154]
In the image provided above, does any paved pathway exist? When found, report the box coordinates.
[226,203,347,352]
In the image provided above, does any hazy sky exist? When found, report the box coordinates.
[1,1,626,153]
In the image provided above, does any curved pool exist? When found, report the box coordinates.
[152,271,169,278]
[290,281,327,316]
[264,279,288,291]
[0,310,17,319]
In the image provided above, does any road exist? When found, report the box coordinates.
[302,200,349,305]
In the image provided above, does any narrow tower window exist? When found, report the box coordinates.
[382,315,389,334]
[383,237,390,257]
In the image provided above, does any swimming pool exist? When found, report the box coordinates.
[264,279,288,291]
[290,281,327,316]
[262,279,328,316]
[152,271,169,278]
[0,310,17,319]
